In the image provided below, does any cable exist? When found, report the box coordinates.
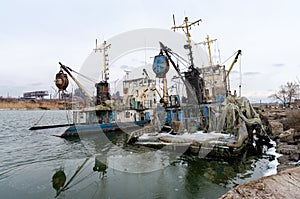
[33,111,47,126]
[70,69,98,84]
[222,50,239,65]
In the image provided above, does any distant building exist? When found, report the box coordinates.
[23,91,49,99]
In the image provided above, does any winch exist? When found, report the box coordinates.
[55,69,69,91]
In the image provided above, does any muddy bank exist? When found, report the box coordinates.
[0,98,73,110]
[220,167,300,198]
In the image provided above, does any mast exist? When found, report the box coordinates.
[196,35,217,66]
[196,35,217,99]
[171,16,201,67]
[94,40,112,105]
[94,40,111,82]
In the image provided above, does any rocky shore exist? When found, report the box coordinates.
[220,167,300,198]
[220,107,300,198]
[260,108,300,171]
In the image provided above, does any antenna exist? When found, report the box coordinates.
[95,39,98,52]
[172,14,176,30]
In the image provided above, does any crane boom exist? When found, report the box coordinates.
[59,62,93,102]
[223,50,242,82]
[158,42,204,104]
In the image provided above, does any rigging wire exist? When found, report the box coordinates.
[168,51,190,69]
[221,50,240,65]
[69,69,98,84]
[63,65,97,84]
[217,41,222,64]
[239,55,242,97]
[64,97,70,124]
[66,160,95,187]
[33,111,47,126]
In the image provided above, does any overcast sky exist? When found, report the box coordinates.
[1,0,299,102]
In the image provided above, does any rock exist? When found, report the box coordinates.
[277,163,296,172]
[277,144,298,155]
[289,151,300,161]
[220,167,300,199]
[276,142,299,173]
[293,131,300,141]
[279,128,295,142]
[277,155,293,172]
[277,155,289,164]
[268,121,283,138]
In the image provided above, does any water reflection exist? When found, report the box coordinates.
[52,158,90,198]
[52,170,66,196]
[0,110,276,199]
[93,155,107,178]
[50,132,274,199]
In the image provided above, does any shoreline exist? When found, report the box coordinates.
[2,98,299,197]
[220,106,300,198]
[0,98,74,110]
[220,167,300,198]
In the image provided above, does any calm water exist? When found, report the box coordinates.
[0,110,277,199]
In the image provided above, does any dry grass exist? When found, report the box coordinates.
[0,100,63,110]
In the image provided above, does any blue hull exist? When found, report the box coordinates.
[61,119,150,138]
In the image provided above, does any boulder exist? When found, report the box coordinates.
[277,144,298,155]
[279,128,295,142]
[289,152,300,162]
[294,131,300,141]
[220,167,300,199]
[268,121,283,138]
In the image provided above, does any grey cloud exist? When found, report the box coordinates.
[28,82,43,86]
[272,63,285,67]
[243,72,260,76]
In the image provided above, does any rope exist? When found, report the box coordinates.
[55,158,90,198]
[33,111,47,126]
[221,50,239,65]
[70,69,98,83]
[64,97,71,124]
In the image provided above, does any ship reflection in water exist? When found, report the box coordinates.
[0,110,276,199]
[50,131,275,199]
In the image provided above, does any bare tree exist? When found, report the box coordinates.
[269,81,299,107]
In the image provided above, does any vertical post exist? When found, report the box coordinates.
[239,56,242,97]
[163,78,168,105]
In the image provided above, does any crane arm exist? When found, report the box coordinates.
[159,42,181,75]
[223,50,242,82]
[59,62,93,102]
[142,68,151,81]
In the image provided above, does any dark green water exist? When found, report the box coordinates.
[0,110,277,199]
